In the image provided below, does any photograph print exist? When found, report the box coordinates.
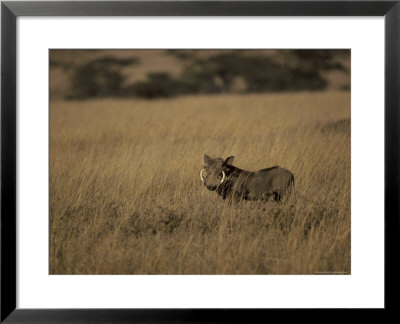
[50,49,350,274]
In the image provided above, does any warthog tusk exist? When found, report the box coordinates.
[200,169,206,183]
[220,170,226,184]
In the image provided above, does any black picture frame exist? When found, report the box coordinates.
[1,1,399,322]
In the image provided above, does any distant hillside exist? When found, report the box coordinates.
[50,49,350,100]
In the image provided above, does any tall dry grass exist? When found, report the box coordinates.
[50,92,350,274]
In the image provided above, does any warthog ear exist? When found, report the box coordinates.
[225,156,234,165]
[204,154,212,165]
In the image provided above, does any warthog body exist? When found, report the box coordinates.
[200,154,294,202]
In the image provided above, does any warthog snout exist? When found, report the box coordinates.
[200,168,226,191]
[200,154,294,202]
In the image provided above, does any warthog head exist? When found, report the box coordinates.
[200,154,234,191]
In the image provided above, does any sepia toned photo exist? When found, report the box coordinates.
[50,49,350,274]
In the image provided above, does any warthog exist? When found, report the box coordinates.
[200,154,294,202]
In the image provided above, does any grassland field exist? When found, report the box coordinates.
[50,91,350,274]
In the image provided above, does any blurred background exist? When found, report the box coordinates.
[50,49,350,100]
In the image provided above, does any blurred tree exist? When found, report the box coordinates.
[180,51,330,93]
[126,72,203,99]
[286,49,349,72]
[67,56,139,99]
[128,72,177,99]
